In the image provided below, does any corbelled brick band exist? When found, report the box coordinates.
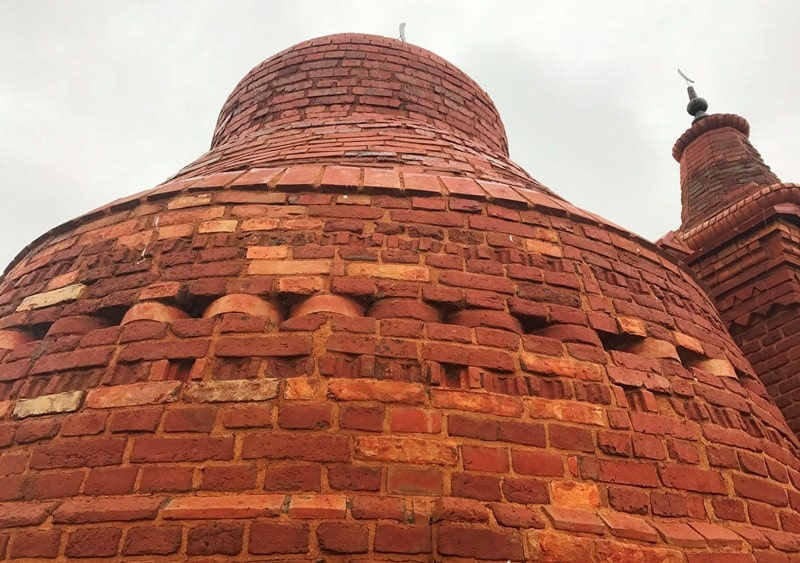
[0,33,798,561]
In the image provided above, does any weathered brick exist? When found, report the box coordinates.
[374,523,431,554]
[431,388,523,417]
[449,473,500,501]
[242,432,349,462]
[163,495,284,519]
[356,435,457,465]
[187,522,243,556]
[600,510,660,542]
[54,496,161,523]
[84,466,137,495]
[30,437,126,469]
[328,378,425,404]
[317,522,369,553]
[549,424,595,452]
[215,334,312,356]
[163,405,216,432]
[462,445,509,472]
[279,403,332,429]
[660,466,727,494]
[0,501,57,528]
[186,379,278,403]
[264,463,320,491]
[329,465,381,491]
[437,524,524,560]
[202,464,257,491]
[131,436,234,462]
[249,522,309,555]
[65,527,122,558]
[9,530,61,559]
[13,390,85,418]
[87,381,180,408]
[387,466,443,495]
[61,410,108,436]
[123,526,182,556]
[340,404,384,431]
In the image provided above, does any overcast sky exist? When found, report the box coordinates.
[2,1,799,271]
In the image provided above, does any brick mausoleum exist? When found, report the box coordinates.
[0,33,798,561]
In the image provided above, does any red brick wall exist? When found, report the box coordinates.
[0,169,798,559]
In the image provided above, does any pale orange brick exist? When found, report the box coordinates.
[673,331,704,354]
[157,224,194,239]
[525,238,562,257]
[327,379,426,404]
[355,436,457,465]
[521,353,604,381]
[284,378,317,400]
[288,494,347,518]
[246,246,290,260]
[276,277,324,294]
[86,382,181,408]
[162,495,284,519]
[347,263,429,282]
[241,218,280,231]
[46,269,80,290]
[551,481,601,508]
[618,317,647,337]
[117,231,152,249]
[430,389,523,418]
[248,260,332,276]
[198,219,238,233]
[17,284,87,311]
[167,194,213,209]
[525,397,606,426]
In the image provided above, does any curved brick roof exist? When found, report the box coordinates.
[0,34,799,561]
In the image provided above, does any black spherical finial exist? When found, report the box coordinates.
[686,86,709,123]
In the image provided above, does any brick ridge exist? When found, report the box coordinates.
[3,493,799,554]
[1,165,673,282]
[670,182,800,252]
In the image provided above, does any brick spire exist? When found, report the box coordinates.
[673,112,780,232]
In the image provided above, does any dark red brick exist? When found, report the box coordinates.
[375,524,431,554]
[249,522,309,555]
[317,523,369,554]
[123,526,182,556]
[65,528,121,558]
[187,522,243,556]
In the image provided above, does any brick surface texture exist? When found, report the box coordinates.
[0,32,798,561]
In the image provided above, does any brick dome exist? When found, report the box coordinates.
[0,33,799,561]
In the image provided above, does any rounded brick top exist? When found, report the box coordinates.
[210,33,508,155]
[672,113,750,162]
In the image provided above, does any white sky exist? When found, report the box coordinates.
[2,1,799,271]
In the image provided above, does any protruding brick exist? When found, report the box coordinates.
[86,381,181,408]
[163,495,284,519]
[543,505,605,534]
[13,390,84,418]
[54,496,161,523]
[17,283,86,311]
[599,511,660,542]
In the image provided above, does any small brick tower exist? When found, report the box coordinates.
[660,85,800,438]
[1,34,800,561]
